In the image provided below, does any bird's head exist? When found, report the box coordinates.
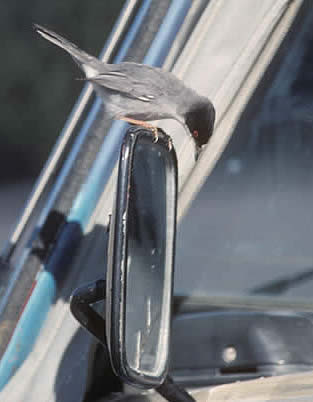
[185,100,216,154]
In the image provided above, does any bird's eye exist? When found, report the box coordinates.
[193,130,199,138]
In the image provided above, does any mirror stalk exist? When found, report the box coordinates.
[70,279,107,347]
[157,376,195,402]
[70,281,195,402]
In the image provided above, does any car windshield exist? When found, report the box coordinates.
[175,18,313,304]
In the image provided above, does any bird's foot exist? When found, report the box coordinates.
[166,136,173,151]
[119,116,159,143]
[152,126,159,143]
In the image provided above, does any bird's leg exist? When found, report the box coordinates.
[119,117,159,143]
[167,137,173,152]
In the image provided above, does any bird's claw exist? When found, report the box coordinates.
[152,128,173,151]
[167,137,173,151]
[152,128,159,143]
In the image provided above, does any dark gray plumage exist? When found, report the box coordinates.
[34,24,215,154]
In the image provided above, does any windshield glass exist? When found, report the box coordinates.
[175,14,313,303]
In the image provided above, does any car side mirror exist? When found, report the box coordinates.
[106,127,178,388]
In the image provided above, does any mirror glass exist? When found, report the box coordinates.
[124,137,175,378]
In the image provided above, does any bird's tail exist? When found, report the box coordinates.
[34,24,101,73]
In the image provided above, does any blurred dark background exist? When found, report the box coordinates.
[0,0,124,246]
[1,0,125,181]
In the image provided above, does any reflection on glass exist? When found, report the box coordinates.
[125,139,174,377]
[175,27,313,301]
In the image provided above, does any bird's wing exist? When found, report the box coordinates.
[89,63,183,103]
[91,74,156,102]
[89,72,158,102]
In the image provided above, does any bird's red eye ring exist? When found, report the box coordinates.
[193,130,199,138]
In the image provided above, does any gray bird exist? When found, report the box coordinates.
[34,24,215,155]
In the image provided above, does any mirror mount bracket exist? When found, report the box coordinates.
[70,280,195,402]
[157,376,195,402]
[70,279,107,347]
